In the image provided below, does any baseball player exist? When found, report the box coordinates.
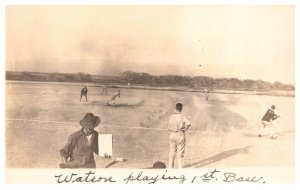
[100,85,108,95]
[168,103,191,168]
[107,90,121,105]
[80,86,88,102]
[258,105,280,139]
[204,88,209,101]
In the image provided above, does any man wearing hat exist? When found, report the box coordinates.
[60,113,100,168]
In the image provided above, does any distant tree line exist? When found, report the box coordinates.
[6,71,93,83]
[6,70,294,91]
[120,70,294,91]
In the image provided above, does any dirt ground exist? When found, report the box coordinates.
[5,81,295,172]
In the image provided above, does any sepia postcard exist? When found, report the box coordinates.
[4,4,296,184]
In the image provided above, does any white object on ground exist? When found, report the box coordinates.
[98,134,113,157]
[116,157,124,162]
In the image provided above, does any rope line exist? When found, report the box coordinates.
[6,118,235,134]
[6,118,166,131]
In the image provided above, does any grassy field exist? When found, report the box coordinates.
[5,81,295,169]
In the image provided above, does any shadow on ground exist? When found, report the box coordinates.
[243,133,260,138]
[243,130,295,138]
[184,145,253,168]
[206,98,248,131]
[105,99,146,107]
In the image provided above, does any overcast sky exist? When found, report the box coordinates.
[6,6,295,85]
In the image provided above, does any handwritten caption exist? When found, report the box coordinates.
[54,169,266,184]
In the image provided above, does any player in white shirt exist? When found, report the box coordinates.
[168,103,191,168]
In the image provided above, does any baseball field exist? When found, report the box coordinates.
[5,81,295,169]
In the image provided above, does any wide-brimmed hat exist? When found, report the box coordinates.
[80,113,101,129]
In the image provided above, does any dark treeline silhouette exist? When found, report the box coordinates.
[6,70,294,91]
[120,70,294,91]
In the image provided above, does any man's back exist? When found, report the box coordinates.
[168,113,190,132]
[168,103,191,169]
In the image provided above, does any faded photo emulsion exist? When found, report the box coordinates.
[5,5,295,184]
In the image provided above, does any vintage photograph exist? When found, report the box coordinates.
[5,5,295,183]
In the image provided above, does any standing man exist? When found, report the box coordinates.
[168,103,191,168]
[204,89,209,101]
[60,113,101,168]
[100,85,108,95]
[259,105,280,139]
[80,86,88,102]
[107,90,120,105]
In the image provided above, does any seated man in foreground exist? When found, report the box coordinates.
[60,113,100,168]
